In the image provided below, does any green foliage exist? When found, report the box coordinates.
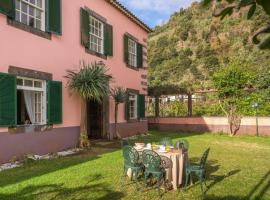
[110,87,126,105]
[148,1,270,118]
[180,31,189,41]
[212,61,254,100]
[65,62,111,102]
[203,0,270,49]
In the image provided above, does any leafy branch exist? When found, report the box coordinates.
[203,0,270,49]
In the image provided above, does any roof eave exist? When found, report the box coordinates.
[106,0,152,33]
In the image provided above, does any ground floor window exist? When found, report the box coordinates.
[129,94,137,120]
[17,77,46,125]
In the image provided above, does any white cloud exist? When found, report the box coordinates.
[119,0,196,14]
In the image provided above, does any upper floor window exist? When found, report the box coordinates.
[80,8,113,57]
[128,39,137,67]
[15,0,45,31]
[89,15,104,54]
[124,34,143,69]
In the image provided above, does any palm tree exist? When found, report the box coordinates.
[110,87,126,139]
[65,61,111,148]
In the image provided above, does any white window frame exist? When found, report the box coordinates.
[129,93,137,120]
[128,39,137,67]
[89,15,104,54]
[17,77,47,125]
[15,0,45,31]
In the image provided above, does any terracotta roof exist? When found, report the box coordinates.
[106,0,152,33]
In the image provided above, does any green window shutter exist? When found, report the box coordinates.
[0,73,17,127]
[124,34,129,65]
[46,0,62,35]
[137,43,143,68]
[47,80,62,125]
[0,0,15,19]
[124,93,130,121]
[104,23,113,56]
[137,94,145,119]
[80,8,90,48]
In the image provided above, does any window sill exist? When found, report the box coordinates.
[8,124,53,134]
[7,18,51,40]
[126,64,139,71]
[85,48,107,60]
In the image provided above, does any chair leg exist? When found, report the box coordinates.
[184,172,190,190]
[157,176,161,197]
[144,172,148,188]
[134,169,140,191]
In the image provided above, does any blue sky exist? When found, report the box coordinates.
[118,0,197,28]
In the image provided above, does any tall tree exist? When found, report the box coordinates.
[110,87,126,139]
[213,60,254,136]
[65,62,111,148]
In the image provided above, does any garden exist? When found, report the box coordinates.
[0,131,269,200]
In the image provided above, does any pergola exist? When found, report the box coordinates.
[148,85,193,117]
[148,85,216,117]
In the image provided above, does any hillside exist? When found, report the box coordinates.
[148,1,270,91]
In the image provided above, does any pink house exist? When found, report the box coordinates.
[0,0,151,163]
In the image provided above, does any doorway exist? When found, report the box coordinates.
[87,99,103,139]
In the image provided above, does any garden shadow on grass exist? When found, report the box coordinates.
[0,140,122,188]
[0,181,124,200]
[206,169,241,192]
[204,170,270,200]
[184,158,241,194]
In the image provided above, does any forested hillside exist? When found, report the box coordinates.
[147,1,270,117]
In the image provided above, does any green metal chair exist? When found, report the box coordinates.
[142,150,166,197]
[160,137,173,146]
[175,139,189,151]
[122,145,143,190]
[121,139,129,147]
[185,148,210,196]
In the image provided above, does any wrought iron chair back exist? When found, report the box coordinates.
[142,150,162,172]
[199,148,210,169]
[160,155,173,169]
[160,137,173,146]
[123,146,140,167]
[121,139,129,147]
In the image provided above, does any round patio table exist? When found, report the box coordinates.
[133,147,187,190]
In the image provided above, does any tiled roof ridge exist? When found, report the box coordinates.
[106,0,152,33]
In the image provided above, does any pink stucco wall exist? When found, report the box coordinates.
[148,117,270,136]
[0,0,148,133]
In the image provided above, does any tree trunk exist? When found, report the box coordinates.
[187,93,193,117]
[115,103,121,139]
[79,99,90,148]
[80,100,87,133]
[228,104,242,136]
[155,96,160,117]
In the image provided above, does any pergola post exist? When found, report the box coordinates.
[155,96,160,117]
[187,93,193,117]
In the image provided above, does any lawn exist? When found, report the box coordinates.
[0,131,269,200]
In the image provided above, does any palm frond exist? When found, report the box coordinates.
[110,87,127,104]
[65,62,112,102]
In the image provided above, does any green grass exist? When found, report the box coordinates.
[0,131,269,200]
